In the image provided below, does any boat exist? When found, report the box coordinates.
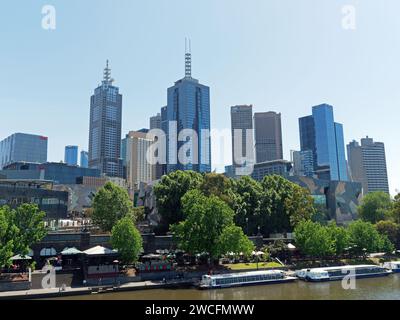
[383,261,400,273]
[199,270,297,289]
[298,265,392,282]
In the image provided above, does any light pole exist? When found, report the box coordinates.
[246,218,249,236]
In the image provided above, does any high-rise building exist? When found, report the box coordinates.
[254,112,283,163]
[80,151,89,168]
[291,150,314,177]
[165,44,211,173]
[64,145,78,166]
[150,113,161,130]
[88,61,123,177]
[0,133,48,169]
[347,137,389,194]
[126,131,154,192]
[230,105,254,169]
[299,104,348,181]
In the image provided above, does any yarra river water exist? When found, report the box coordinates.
[58,274,400,300]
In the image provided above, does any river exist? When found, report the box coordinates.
[57,274,400,300]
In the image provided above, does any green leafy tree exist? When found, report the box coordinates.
[217,225,255,257]
[392,194,400,224]
[326,222,350,256]
[375,220,399,247]
[357,191,392,224]
[92,182,134,232]
[0,207,15,268]
[171,190,248,260]
[154,170,203,233]
[200,173,236,206]
[294,220,335,257]
[111,217,143,264]
[260,175,315,234]
[348,220,387,254]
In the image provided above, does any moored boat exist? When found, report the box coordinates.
[199,270,296,289]
[298,265,392,282]
[383,261,400,273]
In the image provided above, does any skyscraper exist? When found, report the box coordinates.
[0,133,48,169]
[150,113,161,130]
[299,104,348,181]
[64,145,78,166]
[347,137,389,194]
[165,43,211,173]
[88,61,123,177]
[80,150,89,168]
[291,150,314,177]
[254,112,283,163]
[230,105,254,169]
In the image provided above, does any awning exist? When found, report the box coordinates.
[287,243,296,250]
[11,254,32,261]
[83,246,118,256]
[61,247,83,255]
[40,248,57,257]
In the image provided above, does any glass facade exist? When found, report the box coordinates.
[0,133,48,169]
[65,145,78,166]
[80,151,89,168]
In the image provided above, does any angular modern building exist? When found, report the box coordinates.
[230,105,254,170]
[165,47,211,173]
[88,61,123,178]
[254,112,283,163]
[347,137,390,194]
[299,104,348,181]
[0,133,48,169]
[65,145,78,166]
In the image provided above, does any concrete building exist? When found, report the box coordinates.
[0,133,48,169]
[88,61,123,178]
[254,112,283,163]
[347,137,390,194]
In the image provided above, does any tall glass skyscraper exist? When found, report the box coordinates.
[231,105,254,168]
[80,150,89,168]
[299,104,348,181]
[0,133,48,169]
[88,61,123,177]
[165,47,211,173]
[64,145,78,166]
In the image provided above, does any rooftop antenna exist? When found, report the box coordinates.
[185,38,192,78]
[103,60,114,84]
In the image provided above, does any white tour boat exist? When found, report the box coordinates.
[297,265,392,282]
[199,270,296,289]
[383,261,400,273]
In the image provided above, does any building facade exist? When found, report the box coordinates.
[80,151,89,168]
[251,160,292,182]
[347,137,390,194]
[291,150,314,177]
[88,61,123,178]
[65,145,78,166]
[254,112,283,163]
[299,104,348,181]
[165,50,211,173]
[150,113,161,130]
[0,133,48,169]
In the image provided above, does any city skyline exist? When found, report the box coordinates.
[1,1,399,194]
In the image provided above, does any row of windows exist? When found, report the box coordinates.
[215,274,284,285]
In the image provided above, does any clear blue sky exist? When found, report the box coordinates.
[0,0,399,194]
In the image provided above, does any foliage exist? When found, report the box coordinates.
[92,182,134,232]
[200,173,236,206]
[217,225,255,257]
[357,191,392,224]
[111,217,143,264]
[375,220,399,247]
[392,194,400,224]
[326,222,350,256]
[132,206,145,222]
[171,190,252,260]
[154,171,203,233]
[312,203,331,225]
[0,207,15,268]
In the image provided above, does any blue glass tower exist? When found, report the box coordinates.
[64,145,78,166]
[165,45,211,173]
[88,61,123,177]
[80,150,89,168]
[299,104,348,181]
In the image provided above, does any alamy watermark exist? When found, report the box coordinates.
[42,5,56,30]
[341,5,356,30]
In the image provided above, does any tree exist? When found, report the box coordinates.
[260,175,315,234]
[348,220,387,254]
[111,217,143,264]
[392,194,400,224]
[0,207,15,268]
[294,220,335,257]
[217,225,255,257]
[92,182,134,232]
[10,204,47,255]
[357,191,392,224]
[375,220,399,248]
[171,190,248,261]
[154,170,203,233]
[200,173,236,206]
[326,222,350,256]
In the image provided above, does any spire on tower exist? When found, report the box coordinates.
[103,60,114,85]
[185,38,192,78]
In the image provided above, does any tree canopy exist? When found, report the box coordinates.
[357,191,392,224]
[92,182,134,232]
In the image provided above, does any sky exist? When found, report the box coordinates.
[0,0,399,195]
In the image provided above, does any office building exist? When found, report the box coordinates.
[88,60,123,178]
[347,137,389,194]
[291,150,314,177]
[251,160,292,182]
[165,45,211,173]
[0,133,48,169]
[80,151,89,168]
[254,112,283,163]
[150,113,161,130]
[64,145,78,166]
[299,104,348,181]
